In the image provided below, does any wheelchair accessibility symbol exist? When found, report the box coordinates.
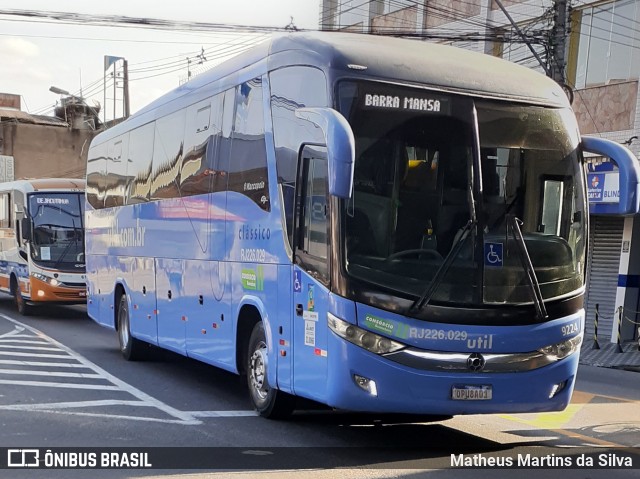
[484,242,503,267]
[294,270,302,292]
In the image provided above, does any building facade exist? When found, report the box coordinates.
[0,93,100,181]
[319,0,640,345]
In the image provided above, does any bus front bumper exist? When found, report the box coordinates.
[28,277,87,304]
[324,333,579,416]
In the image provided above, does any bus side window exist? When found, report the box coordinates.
[86,143,107,209]
[0,193,10,228]
[151,110,187,200]
[181,95,222,197]
[228,77,269,210]
[126,122,155,205]
[270,66,328,248]
[295,147,329,284]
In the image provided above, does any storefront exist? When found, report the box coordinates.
[586,156,640,344]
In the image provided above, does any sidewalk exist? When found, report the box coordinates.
[579,339,640,369]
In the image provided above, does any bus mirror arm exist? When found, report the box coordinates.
[295,107,355,199]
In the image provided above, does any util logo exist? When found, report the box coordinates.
[591,176,600,188]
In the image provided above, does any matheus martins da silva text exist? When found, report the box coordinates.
[451,453,634,468]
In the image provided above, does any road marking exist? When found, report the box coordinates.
[1,400,155,410]
[0,350,75,359]
[189,410,258,418]
[0,314,258,425]
[0,344,62,352]
[500,404,585,430]
[0,379,120,390]
[0,339,51,345]
[497,388,640,448]
[0,368,102,379]
[0,359,89,368]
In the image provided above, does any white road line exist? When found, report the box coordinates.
[0,326,25,339]
[3,335,40,339]
[0,359,89,368]
[0,400,152,410]
[0,379,120,390]
[0,340,50,345]
[0,407,201,424]
[0,314,201,425]
[189,410,258,418]
[0,344,62,352]
[0,368,103,379]
[0,315,258,425]
[0,351,74,359]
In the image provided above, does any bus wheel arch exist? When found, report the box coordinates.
[237,305,294,419]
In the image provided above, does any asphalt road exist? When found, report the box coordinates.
[0,298,639,479]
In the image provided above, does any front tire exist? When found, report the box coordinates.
[11,277,31,316]
[246,322,295,419]
[117,294,146,361]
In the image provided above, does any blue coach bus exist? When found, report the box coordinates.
[85,32,639,418]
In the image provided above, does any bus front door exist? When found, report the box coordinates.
[292,147,330,402]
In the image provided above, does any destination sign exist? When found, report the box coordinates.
[36,197,70,205]
[362,92,451,114]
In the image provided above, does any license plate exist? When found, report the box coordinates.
[451,385,492,400]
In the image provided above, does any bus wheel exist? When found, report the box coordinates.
[247,322,295,419]
[117,294,145,361]
[11,278,31,316]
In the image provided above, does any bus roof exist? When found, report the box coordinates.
[98,32,569,143]
[0,178,85,193]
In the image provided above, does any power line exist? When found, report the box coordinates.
[0,9,298,34]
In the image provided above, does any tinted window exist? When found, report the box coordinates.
[270,66,328,245]
[104,136,129,208]
[296,149,330,283]
[151,110,186,200]
[215,88,235,194]
[126,122,155,204]
[227,77,269,211]
[86,142,107,209]
[180,95,224,197]
[303,158,329,262]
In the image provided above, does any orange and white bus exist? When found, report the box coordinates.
[0,179,86,315]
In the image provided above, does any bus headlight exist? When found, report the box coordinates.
[538,334,582,360]
[328,313,405,355]
[31,272,60,286]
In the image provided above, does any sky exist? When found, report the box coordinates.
[0,0,320,120]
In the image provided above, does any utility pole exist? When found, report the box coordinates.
[551,0,568,85]
[123,59,130,119]
[494,0,550,77]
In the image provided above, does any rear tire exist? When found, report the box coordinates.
[117,294,146,361]
[246,322,295,419]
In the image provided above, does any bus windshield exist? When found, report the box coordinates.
[28,193,85,267]
[339,81,586,308]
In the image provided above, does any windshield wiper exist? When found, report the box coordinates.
[52,219,81,269]
[52,236,76,269]
[408,218,475,314]
[507,215,548,320]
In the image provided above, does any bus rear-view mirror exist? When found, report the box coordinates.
[20,217,31,241]
[581,136,640,216]
[295,107,355,199]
